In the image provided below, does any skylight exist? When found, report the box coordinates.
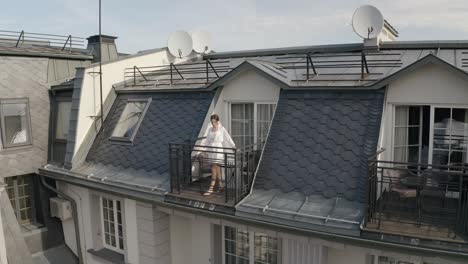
[111,98,151,141]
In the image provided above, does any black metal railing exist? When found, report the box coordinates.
[169,142,262,205]
[124,59,232,87]
[0,30,85,51]
[366,157,468,239]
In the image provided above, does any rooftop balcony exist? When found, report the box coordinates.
[166,142,261,214]
[364,157,468,243]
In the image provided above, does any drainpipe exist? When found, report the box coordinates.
[40,175,83,264]
[0,181,8,264]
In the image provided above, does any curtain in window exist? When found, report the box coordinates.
[231,103,254,148]
[55,101,72,140]
[433,108,468,166]
[257,104,276,147]
[394,106,409,163]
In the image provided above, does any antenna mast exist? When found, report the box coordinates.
[99,0,104,130]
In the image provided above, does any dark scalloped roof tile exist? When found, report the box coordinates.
[253,90,384,202]
[86,91,213,177]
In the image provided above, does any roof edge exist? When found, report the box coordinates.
[39,167,468,261]
[204,43,363,59]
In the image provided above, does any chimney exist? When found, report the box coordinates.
[364,20,399,48]
[379,20,399,42]
[86,35,119,63]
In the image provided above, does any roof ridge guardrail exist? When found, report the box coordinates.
[124,59,232,87]
[0,29,86,51]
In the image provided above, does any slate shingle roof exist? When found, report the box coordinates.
[236,89,384,235]
[254,90,384,203]
[84,91,213,181]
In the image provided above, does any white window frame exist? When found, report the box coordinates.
[227,101,277,148]
[110,98,152,142]
[100,196,124,253]
[392,105,424,164]
[430,105,468,166]
[390,103,468,165]
[0,98,33,148]
[221,224,281,264]
[5,175,35,226]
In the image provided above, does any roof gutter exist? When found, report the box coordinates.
[38,167,468,261]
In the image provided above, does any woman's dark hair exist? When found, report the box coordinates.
[210,114,220,121]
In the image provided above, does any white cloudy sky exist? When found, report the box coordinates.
[1,0,467,54]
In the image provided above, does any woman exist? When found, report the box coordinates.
[200,114,236,196]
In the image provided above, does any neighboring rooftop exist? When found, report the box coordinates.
[0,29,92,59]
[121,41,468,91]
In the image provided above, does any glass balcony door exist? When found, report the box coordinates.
[431,107,468,167]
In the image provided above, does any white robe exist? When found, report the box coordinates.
[201,123,236,164]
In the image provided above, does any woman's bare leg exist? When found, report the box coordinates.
[204,164,218,195]
[216,165,224,189]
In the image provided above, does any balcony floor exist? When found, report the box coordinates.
[166,176,237,213]
[364,214,466,243]
[365,191,467,243]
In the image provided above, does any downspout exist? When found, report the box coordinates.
[40,175,83,264]
[0,182,8,264]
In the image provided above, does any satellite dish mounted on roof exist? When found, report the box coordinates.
[167,30,193,58]
[191,30,212,54]
[352,5,384,39]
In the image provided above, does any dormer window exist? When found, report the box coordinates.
[110,98,151,142]
[229,102,276,148]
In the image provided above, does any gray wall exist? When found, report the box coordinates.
[0,56,50,178]
[136,202,171,264]
[0,55,89,257]
[48,59,91,84]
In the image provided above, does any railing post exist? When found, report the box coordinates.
[377,167,384,229]
[206,60,209,83]
[176,147,181,194]
[169,144,173,193]
[62,35,71,51]
[224,152,228,203]
[170,63,173,85]
[133,66,136,86]
[16,30,24,47]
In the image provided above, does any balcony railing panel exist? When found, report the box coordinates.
[366,159,468,240]
[169,142,262,206]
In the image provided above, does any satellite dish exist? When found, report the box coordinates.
[192,30,212,54]
[167,31,193,58]
[352,5,384,39]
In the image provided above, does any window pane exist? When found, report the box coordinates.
[224,226,251,263]
[119,238,124,250]
[5,175,33,225]
[254,233,279,264]
[101,198,124,251]
[231,103,254,148]
[434,108,451,126]
[433,108,468,166]
[55,101,72,140]
[257,104,276,147]
[112,101,147,138]
[1,102,30,145]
